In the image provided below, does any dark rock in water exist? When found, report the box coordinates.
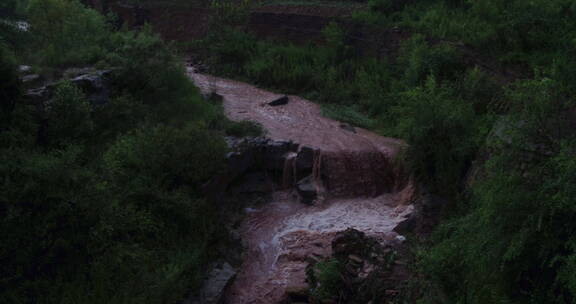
[332,228,368,261]
[205,137,302,201]
[340,123,356,133]
[296,175,317,204]
[393,214,416,235]
[263,140,297,169]
[267,95,289,106]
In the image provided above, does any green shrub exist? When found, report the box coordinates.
[90,123,227,303]
[398,35,465,86]
[105,27,220,126]
[103,123,226,190]
[0,145,98,303]
[224,120,263,137]
[0,1,233,303]
[91,95,148,145]
[309,259,344,301]
[422,78,576,304]
[204,28,257,76]
[45,81,94,147]
[28,0,108,66]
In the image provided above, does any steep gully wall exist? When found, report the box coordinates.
[99,1,524,81]
[97,1,409,58]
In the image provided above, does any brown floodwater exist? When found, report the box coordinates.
[189,68,414,304]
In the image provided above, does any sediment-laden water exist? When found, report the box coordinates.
[189,68,413,304]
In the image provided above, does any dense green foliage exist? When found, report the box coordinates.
[201,0,576,302]
[422,78,576,304]
[0,1,248,303]
[3,0,576,302]
[308,259,344,301]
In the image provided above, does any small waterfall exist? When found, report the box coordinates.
[282,152,297,189]
[311,149,325,202]
[188,70,413,304]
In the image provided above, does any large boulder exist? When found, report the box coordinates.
[331,228,370,261]
[263,140,297,170]
[226,150,255,180]
[394,188,447,237]
[186,263,237,304]
[296,146,315,170]
[309,228,410,304]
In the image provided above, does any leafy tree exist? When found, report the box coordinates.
[28,0,108,66]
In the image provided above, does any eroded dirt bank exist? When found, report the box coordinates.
[189,69,414,304]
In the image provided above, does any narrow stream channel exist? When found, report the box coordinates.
[189,68,414,304]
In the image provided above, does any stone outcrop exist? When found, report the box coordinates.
[306,228,410,304]
[69,70,111,105]
[394,187,446,237]
[185,263,237,304]
[22,68,112,107]
[204,137,326,204]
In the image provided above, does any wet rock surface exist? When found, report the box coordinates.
[296,175,318,205]
[267,95,289,106]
